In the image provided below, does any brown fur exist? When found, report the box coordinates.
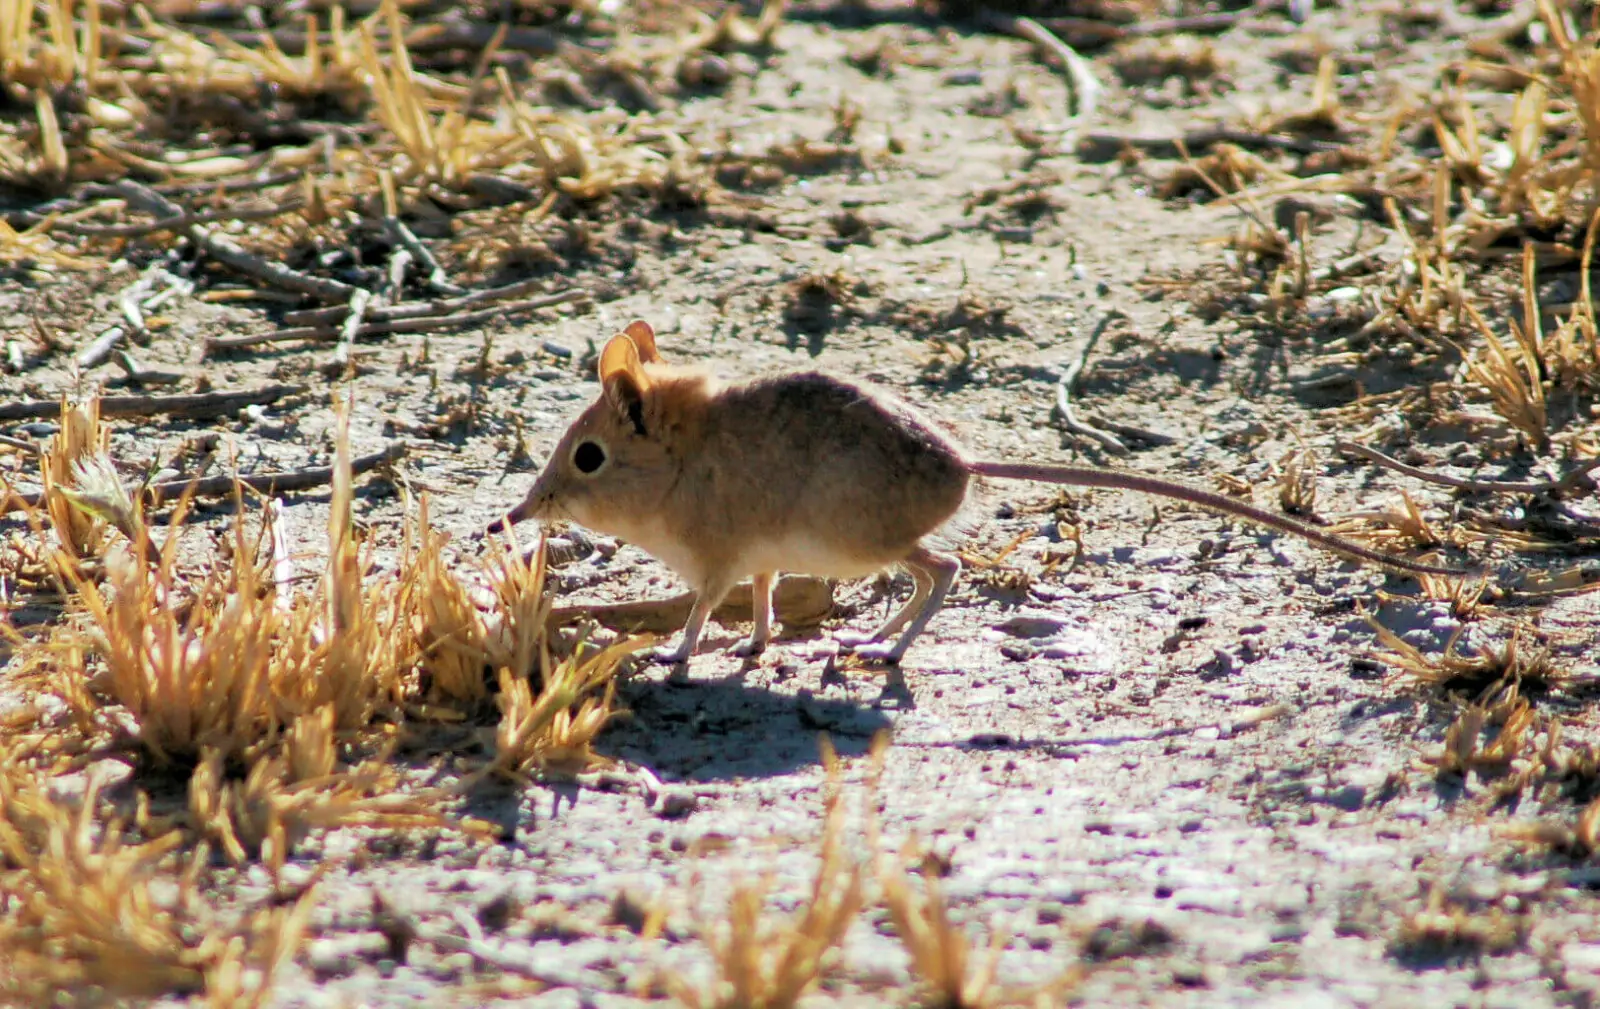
[498,320,1471,666]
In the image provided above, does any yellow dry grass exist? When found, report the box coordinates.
[0,0,754,264]
[879,837,1079,1009]
[1367,619,1564,693]
[490,641,635,779]
[43,410,409,766]
[39,397,109,560]
[662,733,1083,1007]
[1174,2,1600,477]
[0,764,316,1005]
[665,736,867,1009]
[0,392,639,996]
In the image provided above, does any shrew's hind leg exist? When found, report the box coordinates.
[849,546,961,665]
[836,563,934,649]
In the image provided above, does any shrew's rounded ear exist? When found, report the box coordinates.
[599,335,651,434]
[623,320,662,363]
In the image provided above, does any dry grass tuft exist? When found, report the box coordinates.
[39,397,111,561]
[187,733,468,873]
[6,397,623,850]
[1424,691,1538,778]
[489,635,636,780]
[1503,794,1600,858]
[407,496,494,705]
[1272,447,1318,516]
[406,504,578,710]
[879,838,1008,1008]
[659,732,1082,1008]
[664,736,868,1009]
[1390,884,1527,962]
[293,418,415,732]
[0,398,636,995]
[0,766,315,1005]
[1457,247,1551,452]
[1367,619,1565,695]
[1496,716,1600,856]
[879,836,1079,1009]
[45,413,410,766]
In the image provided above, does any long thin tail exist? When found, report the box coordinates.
[969,460,1472,578]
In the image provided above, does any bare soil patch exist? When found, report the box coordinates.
[0,1,1597,1006]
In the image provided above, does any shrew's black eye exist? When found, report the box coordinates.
[573,440,607,474]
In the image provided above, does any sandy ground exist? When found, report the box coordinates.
[4,2,1599,1006]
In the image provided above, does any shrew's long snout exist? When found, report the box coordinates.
[486,490,543,534]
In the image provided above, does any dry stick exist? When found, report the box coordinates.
[0,434,41,456]
[62,199,306,238]
[383,215,462,296]
[1079,129,1347,158]
[154,169,304,196]
[329,288,374,376]
[382,247,414,302]
[1037,8,1256,45]
[1,444,405,513]
[205,291,588,351]
[112,351,185,387]
[279,277,566,327]
[144,444,405,505]
[1003,15,1102,121]
[0,385,305,422]
[76,263,168,368]
[1337,441,1600,496]
[1312,248,1384,283]
[1054,311,1129,456]
[418,928,579,988]
[204,22,560,56]
[76,326,126,369]
[106,180,355,303]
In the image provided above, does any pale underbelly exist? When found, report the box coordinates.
[584,516,902,588]
[735,532,897,581]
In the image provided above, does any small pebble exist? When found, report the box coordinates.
[655,789,698,819]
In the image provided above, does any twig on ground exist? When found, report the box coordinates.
[103,181,355,303]
[1312,249,1384,283]
[0,385,305,422]
[279,278,575,327]
[0,433,42,455]
[382,247,414,303]
[146,444,405,504]
[1031,7,1260,47]
[995,15,1102,121]
[112,351,186,387]
[417,927,577,988]
[384,215,462,296]
[75,326,127,369]
[1,444,405,513]
[61,200,305,237]
[76,263,186,369]
[206,292,588,351]
[1054,311,1129,455]
[153,169,304,196]
[1099,419,1178,447]
[1078,129,1347,160]
[1337,442,1600,496]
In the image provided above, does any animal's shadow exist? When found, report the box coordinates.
[601,667,899,781]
